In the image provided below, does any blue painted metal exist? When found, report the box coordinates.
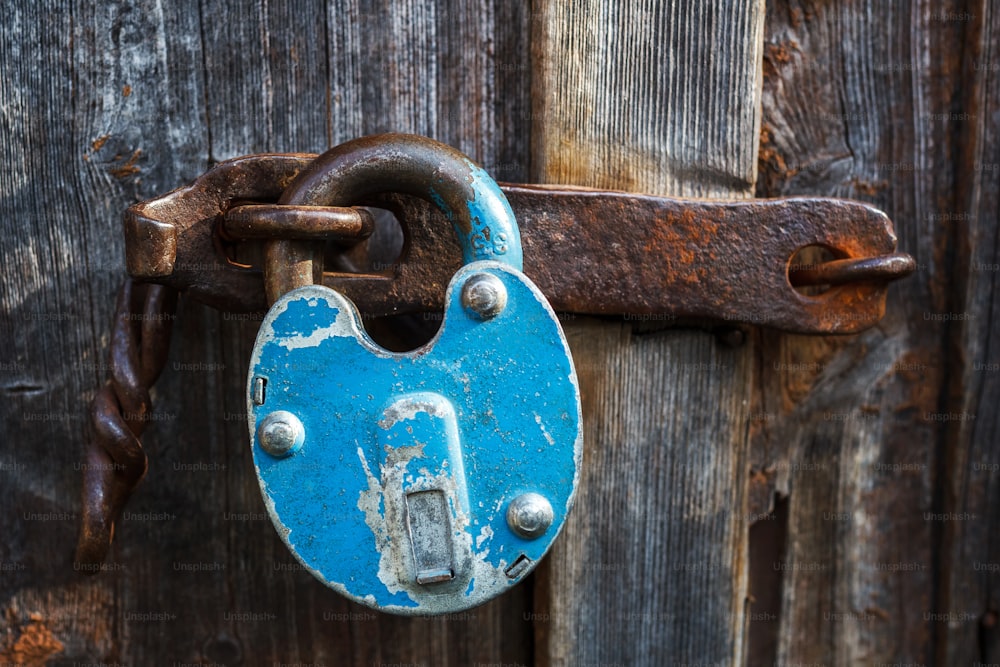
[426,160,523,269]
[247,262,581,614]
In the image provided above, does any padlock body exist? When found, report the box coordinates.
[247,261,581,614]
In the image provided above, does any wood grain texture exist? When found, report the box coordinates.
[530,1,764,664]
[531,1,764,198]
[0,0,534,663]
[753,0,982,664]
[938,1,1000,664]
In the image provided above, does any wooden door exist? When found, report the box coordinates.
[2,1,997,666]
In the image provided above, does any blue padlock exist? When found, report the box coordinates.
[246,134,582,615]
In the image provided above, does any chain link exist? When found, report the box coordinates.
[75,278,177,570]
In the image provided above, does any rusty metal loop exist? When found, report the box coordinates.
[789,252,916,288]
[222,204,376,241]
[75,278,177,571]
[263,133,523,304]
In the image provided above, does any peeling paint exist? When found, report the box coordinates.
[273,297,354,350]
[534,413,556,446]
[476,524,495,549]
[379,398,446,430]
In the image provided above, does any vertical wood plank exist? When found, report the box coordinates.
[1,0,210,661]
[530,1,764,664]
[754,0,976,663]
[938,0,1000,663]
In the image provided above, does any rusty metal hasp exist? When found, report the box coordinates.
[78,132,915,602]
[124,148,914,334]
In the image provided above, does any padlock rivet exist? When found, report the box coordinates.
[258,410,305,457]
[461,273,507,320]
[506,493,554,539]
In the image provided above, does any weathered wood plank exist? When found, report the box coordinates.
[531,1,763,198]
[753,0,972,663]
[530,1,764,664]
[938,0,1000,664]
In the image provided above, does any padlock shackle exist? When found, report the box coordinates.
[264,133,523,303]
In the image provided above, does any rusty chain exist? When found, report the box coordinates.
[77,194,374,569]
[75,279,178,570]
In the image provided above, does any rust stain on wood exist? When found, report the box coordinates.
[850,176,887,197]
[766,40,800,66]
[0,613,65,666]
[758,124,795,187]
[109,148,142,178]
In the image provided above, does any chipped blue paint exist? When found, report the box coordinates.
[427,161,523,269]
[247,262,581,615]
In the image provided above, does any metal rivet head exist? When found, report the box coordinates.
[257,410,304,457]
[506,493,554,539]
[461,273,507,320]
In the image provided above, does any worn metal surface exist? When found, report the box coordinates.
[494,188,908,333]
[247,264,581,614]
[787,252,915,287]
[123,153,315,310]
[222,204,375,241]
[74,279,178,569]
[126,153,912,333]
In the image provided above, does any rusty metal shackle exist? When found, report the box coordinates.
[263,133,524,304]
